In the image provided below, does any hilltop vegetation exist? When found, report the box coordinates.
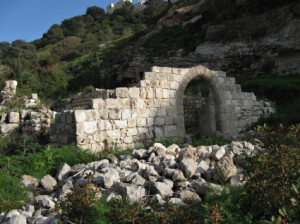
[0,0,297,102]
[0,0,170,100]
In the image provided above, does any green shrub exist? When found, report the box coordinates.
[242,124,300,221]
[0,145,101,179]
[56,176,102,224]
[0,172,29,212]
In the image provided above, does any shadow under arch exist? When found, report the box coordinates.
[176,65,226,139]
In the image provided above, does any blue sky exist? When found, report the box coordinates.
[0,0,138,43]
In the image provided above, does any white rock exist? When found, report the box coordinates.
[21,175,39,189]
[169,198,186,206]
[210,146,226,160]
[197,160,210,174]
[40,175,57,192]
[104,168,120,188]
[55,163,71,181]
[6,214,27,224]
[112,182,146,202]
[180,158,198,178]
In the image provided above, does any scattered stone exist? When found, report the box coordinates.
[40,175,57,192]
[215,155,237,181]
[103,168,120,188]
[210,146,225,160]
[172,170,186,182]
[55,163,71,181]
[176,189,202,202]
[21,175,39,189]
[112,182,146,202]
[180,158,197,178]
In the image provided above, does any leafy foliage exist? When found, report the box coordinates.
[242,124,300,221]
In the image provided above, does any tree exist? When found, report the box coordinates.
[43,24,65,44]
[0,42,10,59]
[143,0,168,19]
[61,16,86,37]
[52,36,82,60]
[86,6,105,21]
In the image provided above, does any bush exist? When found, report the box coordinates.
[0,172,29,212]
[0,145,101,179]
[242,124,300,221]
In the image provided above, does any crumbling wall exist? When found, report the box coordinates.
[50,65,275,152]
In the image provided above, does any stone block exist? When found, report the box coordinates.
[98,120,112,131]
[164,125,177,138]
[147,118,154,126]
[116,87,130,98]
[129,87,140,99]
[146,88,154,98]
[118,98,131,108]
[124,136,133,144]
[165,116,174,125]
[92,99,105,109]
[8,112,19,123]
[155,88,162,99]
[131,109,139,118]
[154,127,164,139]
[154,117,165,126]
[74,110,86,123]
[107,130,121,139]
[106,99,118,109]
[160,80,169,88]
[161,99,171,107]
[114,120,128,129]
[162,89,170,98]
[127,128,138,136]
[121,109,131,119]
[108,109,121,120]
[134,99,145,109]
[137,118,147,127]
[83,121,97,134]
[128,119,137,128]
[157,108,167,117]
[98,109,108,119]
[138,127,148,134]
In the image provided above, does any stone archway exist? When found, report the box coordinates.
[175,65,231,139]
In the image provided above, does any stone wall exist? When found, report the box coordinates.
[50,65,275,152]
[0,109,54,140]
[183,98,204,127]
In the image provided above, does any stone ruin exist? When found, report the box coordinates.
[50,65,275,152]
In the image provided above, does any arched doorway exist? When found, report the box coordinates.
[175,66,225,140]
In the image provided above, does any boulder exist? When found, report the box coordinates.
[111,182,146,202]
[21,175,39,189]
[180,158,198,179]
[40,175,57,192]
[215,155,237,181]
[103,168,120,189]
[55,163,71,181]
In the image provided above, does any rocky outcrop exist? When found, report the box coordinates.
[0,140,262,223]
[120,1,300,81]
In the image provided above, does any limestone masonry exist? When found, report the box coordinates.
[50,65,274,152]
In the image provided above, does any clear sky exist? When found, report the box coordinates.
[0,0,138,43]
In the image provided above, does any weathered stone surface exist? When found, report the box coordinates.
[210,146,226,160]
[104,168,120,188]
[56,163,71,181]
[112,182,146,202]
[176,189,201,202]
[21,175,39,189]
[146,179,173,196]
[215,155,237,181]
[180,158,198,179]
[40,175,57,192]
